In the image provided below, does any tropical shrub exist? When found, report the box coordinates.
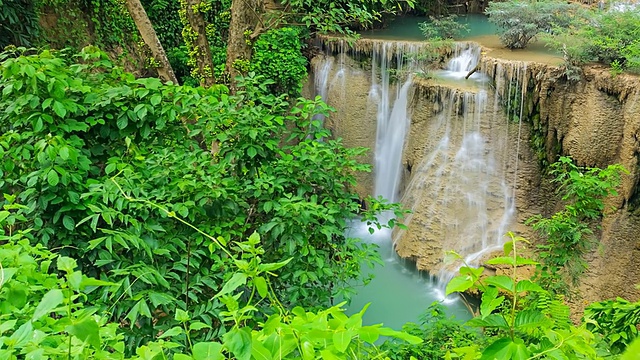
[250,27,308,95]
[445,233,610,359]
[584,298,640,355]
[485,0,582,49]
[526,156,626,294]
[544,7,640,75]
[0,201,421,358]
[1,0,40,48]
[380,302,483,359]
[419,15,469,40]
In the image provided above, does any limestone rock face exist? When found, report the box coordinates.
[308,44,640,313]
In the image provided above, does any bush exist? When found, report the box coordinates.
[250,27,308,95]
[381,303,482,359]
[419,15,469,40]
[486,0,582,49]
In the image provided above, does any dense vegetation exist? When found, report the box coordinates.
[484,0,640,75]
[2,0,640,359]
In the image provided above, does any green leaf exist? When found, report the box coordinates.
[192,342,224,360]
[251,340,273,360]
[378,328,423,344]
[9,321,33,347]
[175,309,190,322]
[32,289,64,321]
[47,169,59,187]
[515,280,544,293]
[150,94,162,106]
[0,268,17,288]
[189,322,211,331]
[57,256,77,273]
[0,211,9,223]
[215,273,247,298]
[319,349,341,360]
[66,318,101,349]
[485,256,515,266]
[467,314,510,330]
[300,341,315,360]
[117,116,128,129]
[247,146,257,158]
[514,256,538,266]
[59,146,69,160]
[503,240,514,256]
[254,276,268,298]
[622,338,640,360]
[258,258,292,273]
[481,337,530,360]
[459,266,484,280]
[223,328,252,360]
[445,275,475,295]
[480,287,504,319]
[53,101,67,117]
[358,325,381,343]
[62,215,75,231]
[484,275,515,293]
[514,310,552,331]
[332,329,354,353]
[159,326,183,339]
[105,163,117,175]
[0,320,17,335]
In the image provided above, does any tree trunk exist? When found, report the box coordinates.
[226,0,263,91]
[124,0,178,84]
[181,0,216,87]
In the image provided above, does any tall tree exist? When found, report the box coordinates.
[124,0,178,83]
[180,0,216,87]
[225,0,263,88]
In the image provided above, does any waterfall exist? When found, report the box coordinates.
[313,37,523,298]
[393,45,520,291]
[446,43,481,74]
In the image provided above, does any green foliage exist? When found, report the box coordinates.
[419,15,469,40]
[586,11,640,73]
[445,233,608,359]
[280,0,416,36]
[380,302,483,359]
[250,27,308,95]
[526,156,627,294]
[0,202,421,358]
[544,8,640,74]
[36,0,139,51]
[0,0,40,48]
[584,298,640,355]
[0,46,404,351]
[0,203,126,358]
[485,0,582,49]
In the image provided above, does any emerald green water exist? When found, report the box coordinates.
[360,14,498,41]
[359,14,562,63]
[345,223,472,331]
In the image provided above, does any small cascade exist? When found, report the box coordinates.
[446,43,481,74]
[369,41,418,203]
[395,48,524,290]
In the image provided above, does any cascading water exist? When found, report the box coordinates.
[314,40,472,329]
[312,38,527,328]
[370,43,416,203]
[394,42,520,290]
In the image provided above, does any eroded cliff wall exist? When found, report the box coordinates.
[309,45,640,309]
